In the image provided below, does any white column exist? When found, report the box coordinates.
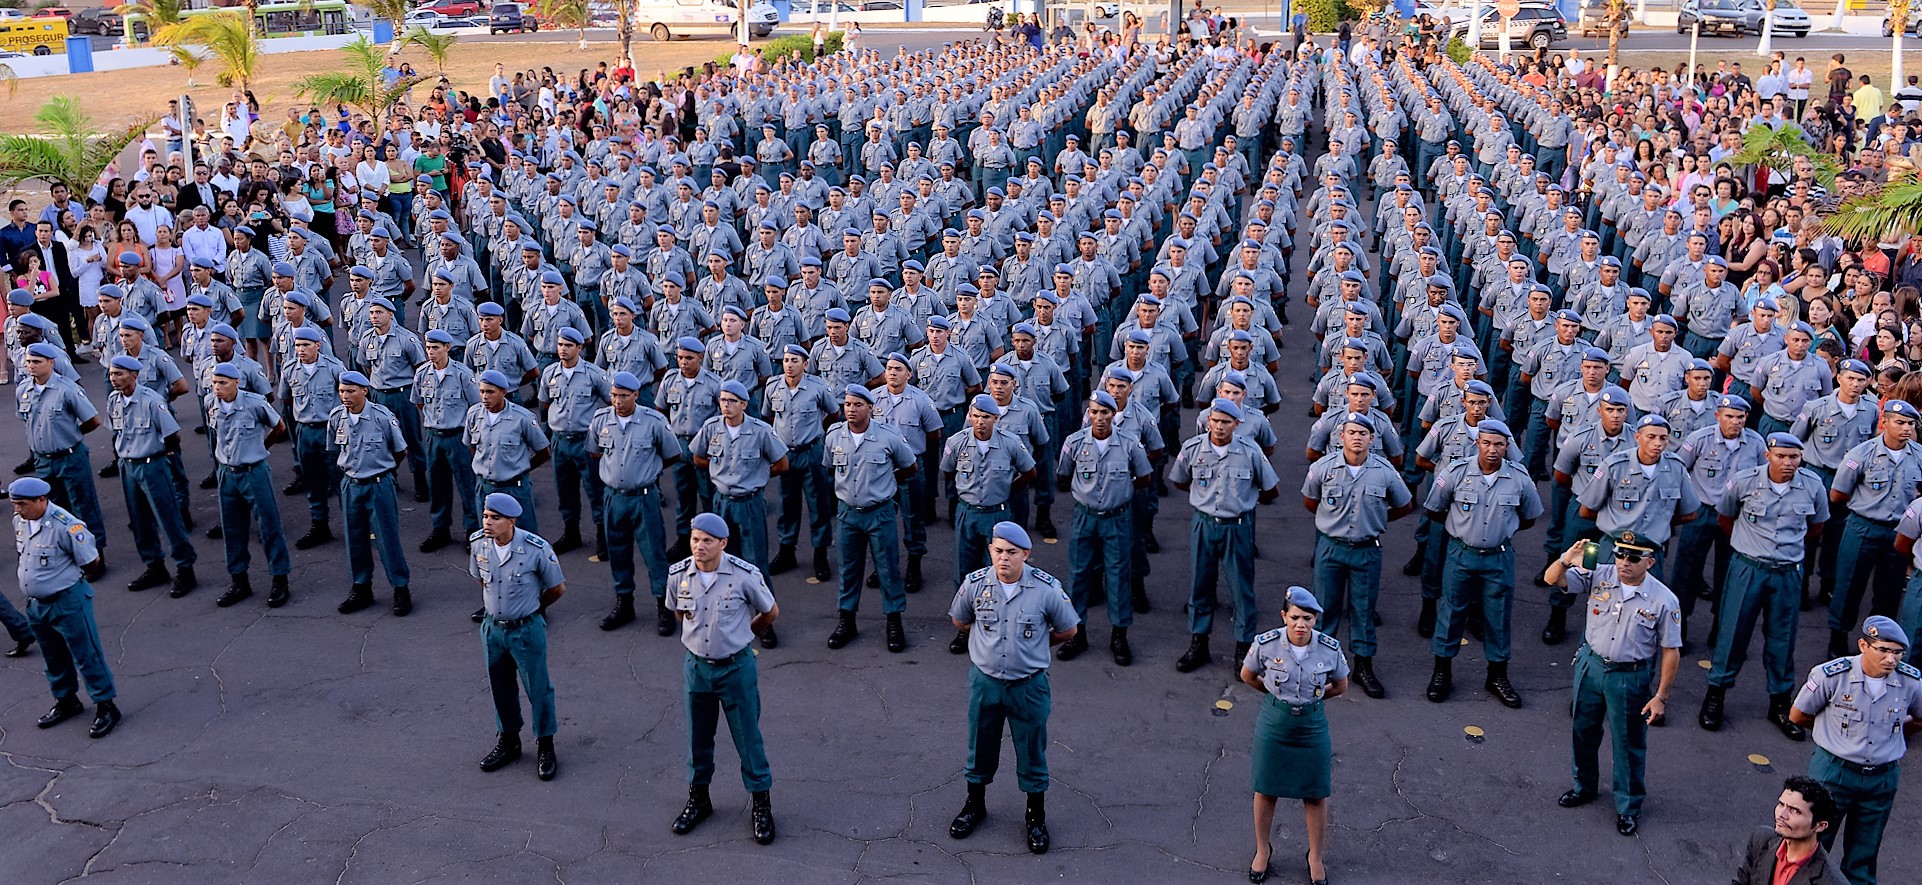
[1756,3,1772,57]
[1466,0,1483,45]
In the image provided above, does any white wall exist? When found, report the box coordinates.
[3,32,367,79]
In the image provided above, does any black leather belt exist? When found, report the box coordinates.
[487,473,528,488]
[487,612,542,630]
[722,490,765,502]
[689,647,748,666]
[347,470,394,485]
[219,461,264,472]
[960,501,1008,513]
[1853,513,1900,529]
[1450,538,1509,555]
[374,386,408,395]
[1266,696,1324,715]
[1321,535,1380,547]
[297,420,328,428]
[1200,513,1249,526]
[555,430,587,440]
[1734,552,1799,571]
[121,452,170,465]
[1079,502,1131,519]
[430,426,463,436]
[843,499,892,514]
[34,445,79,459]
[608,486,653,497]
[1822,749,1893,776]
[1581,646,1652,672]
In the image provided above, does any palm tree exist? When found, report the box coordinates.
[403,27,458,74]
[534,0,590,50]
[1823,172,1922,245]
[155,9,262,90]
[123,0,187,45]
[0,96,156,196]
[1603,0,1629,68]
[364,0,411,47]
[0,63,16,99]
[611,0,636,68]
[1730,122,1839,189]
[292,35,430,124]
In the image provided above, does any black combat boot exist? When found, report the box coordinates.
[1175,634,1211,672]
[600,594,637,631]
[1425,656,1453,703]
[672,785,713,834]
[750,790,776,844]
[1485,661,1522,708]
[338,583,376,614]
[828,611,859,649]
[948,782,987,839]
[1024,791,1050,854]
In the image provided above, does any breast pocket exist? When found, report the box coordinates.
[1014,615,1041,641]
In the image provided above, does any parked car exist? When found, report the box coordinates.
[488,1,537,33]
[861,0,905,9]
[0,9,27,21]
[1677,0,1753,35]
[417,0,482,15]
[68,6,123,35]
[1758,0,1810,37]
[32,7,73,18]
[1094,1,1118,17]
[1448,4,1566,49]
[633,0,773,40]
[404,8,449,27]
[1884,5,1921,36]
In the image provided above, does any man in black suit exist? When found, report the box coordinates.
[175,164,222,217]
[28,220,85,359]
[1731,776,1846,885]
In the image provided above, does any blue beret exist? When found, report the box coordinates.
[337,371,372,388]
[1464,380,1496,397]
[119,315,150,332]
[483,492,523,518]
[281,290,310,309]
[117,250,143,266]
[691,512,730,540]
[1103,365,1137,383]
[1600,256,1622,268]
[1089,390,1118,411]
[349,266,374,279]
[189,257,218,270]
[676,336,705,354]
[1884,400,1919,419]
[109,354,143,373]
[541,270,566,286]
[1718,394,1751,412]
[367,296,396,313]
[1555,309,1583,324]
[927,316,951,331]
[1220,370,1249,390]
[212,362,243,379]
[209,323,239,339]
[293,327,326,343]
[824,307,852,324]
[557,327,584,345]
[970,393,1004,416]
[8,477,52,499]
[719,380,750,400]
[611,244,632,258]
[611,371,644,391]
[1838,359,1873,377]
[1598,388,1630,407]
[186,294,215,308]
[1789,322,1816,337]
[1209,397,1243,421]
[1686,358,1714,373]
[1766,432,1803,449]
[97,284,125,300]
[992,521,1032,551]
[272,261,296,277]
[783,344,809,360]
[477,301,506,317]
[845,384,874,404]
[1863,615,1910,648]
[988,364,1019,381]
[478,370,512,388]
[1704,255,1728,268]
[1477,419,1514,439]
[1651,314,1678,329]
[1284,586,1322,615]
[234,225,256,238]
[1580,347,1611,363]
[370,227,392,239]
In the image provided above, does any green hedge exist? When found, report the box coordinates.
[1444,37,1471,63]
[1295,0,1353,33]
[716,30,844,66]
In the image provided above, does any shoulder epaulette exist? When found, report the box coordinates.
[523,533,549,549]
[1254,627,1283,644]
[1822,659,1852,677]
[669,559,691,574]
[1316,632,1341,651]
[468,529,486,542]
[1897,662,1921,680]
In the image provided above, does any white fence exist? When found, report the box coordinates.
[1,31,371,80]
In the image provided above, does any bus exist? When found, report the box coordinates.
[0,17,70,55]
[122,0,353,45]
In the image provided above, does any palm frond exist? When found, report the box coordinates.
[156,10,260,90]
[402,27,457,73]
[1822,174,1922,244]
[1730,122,1839,188]
[0,98,157,195]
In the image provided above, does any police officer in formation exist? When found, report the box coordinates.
[591,371,683,634]
[690,381,791,578]
[1055,390,1153,665]
[667,513,780,845]
[470,492,564,782]
[206,360,292,608]
[946,521,1078,855]
[328,371,413,616]
[1171,398,1282,674]
[1789,616,1922,885]
[823,385,916,652]
[1421,419,1542,707]
[11,476,121,738]
[106,355,196,598]
[1300,411,1412,697]
[415,329,482,551]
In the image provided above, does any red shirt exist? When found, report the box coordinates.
[1772,838,1812,885]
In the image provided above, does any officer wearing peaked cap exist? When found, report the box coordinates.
[10,476,120,738]
[1421,419,1544,708]
[1789,616,1922,885]
[947,521,1079,856]
[471,492,566,782]
[1241,586,1349,883]
[667,512,780,846]
[1703,432,1829,739]
[1544,531,1682,838]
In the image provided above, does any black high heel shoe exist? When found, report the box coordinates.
[1307,849,1328,885]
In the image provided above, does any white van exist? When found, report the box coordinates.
[634,0,777,41]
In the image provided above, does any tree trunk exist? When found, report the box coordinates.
[617,0,632,68]
[1604,0,1620,68]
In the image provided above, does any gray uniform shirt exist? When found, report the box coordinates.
[1565,565,1682,662]
[941,428,1037,506]
[669,554,777,659]
[1171,434,1282,519]
[326,402,406,478]
[1242,629,1350,705]
[1424,458,1545,548]
[107,385,179,459]
[468,528,564,620]
[1716,465,1831,562]
[1057,429,1152,512]
[823,421,916,507]
[1580,450,1701,544]
[1300,452,1411,540]
[1831,438,1922,523]
[464,402,549,480]
[590,405,678,490]
[691,415,788,496]
[13,503,98,596]
[1793,655,1922,766]
[206,391,280,466]
[949,564,1079,680]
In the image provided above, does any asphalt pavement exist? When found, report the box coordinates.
[6,39,1922,885]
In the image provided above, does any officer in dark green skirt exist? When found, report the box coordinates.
[1788,616,1922,885]
[947,521,1079,855]
[1240,586,1349,885]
